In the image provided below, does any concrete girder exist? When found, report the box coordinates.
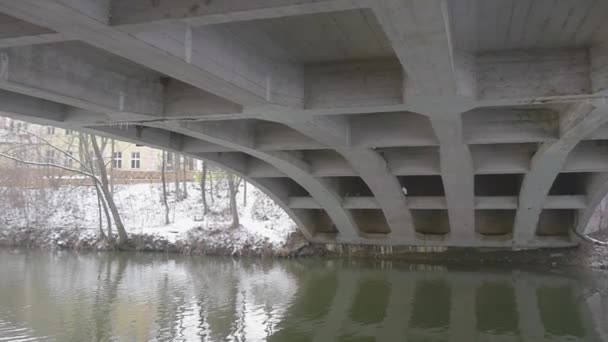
[289,195,588,210]
[0,44,163,117]
[148,120,362,239]
[513,102,608,245]
[0,0,304,108]
[0,89,65,122]
[109,0,369,27]
[371,0,475,100]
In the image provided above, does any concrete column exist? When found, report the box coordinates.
[449,281,477,341]
[312,271,359,342]
[514,278,544,341]
[430,114,476,241]
[375,273,415,341]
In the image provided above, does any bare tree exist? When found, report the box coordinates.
[174,153,181,201]
[228,174,240,228]
[0,131,116,239]
[201,161,209,214]
[209,167,214,203]
[90,135,128,245]
[161,150,170,224]
[110,139,115,195]
[182,156,188,199]
[243,180,247,207]
[80,134,113,241]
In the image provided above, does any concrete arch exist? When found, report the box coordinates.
[513,103,608,245]
[149,120,362,240]
[262,115,416,239]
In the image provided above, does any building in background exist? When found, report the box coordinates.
[0,117,201,180]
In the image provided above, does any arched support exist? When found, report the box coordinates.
[265,115,416,239]
[151,120,362,240]
[513,103,608,245]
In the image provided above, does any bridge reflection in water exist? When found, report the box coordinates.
[0,250,606,341]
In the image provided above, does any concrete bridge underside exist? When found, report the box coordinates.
[1,0,608,248]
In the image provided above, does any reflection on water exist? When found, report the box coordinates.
[0,250,607,341]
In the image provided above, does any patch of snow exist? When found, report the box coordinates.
[0,181,297,249]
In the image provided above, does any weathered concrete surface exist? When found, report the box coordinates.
[0,0,607,248]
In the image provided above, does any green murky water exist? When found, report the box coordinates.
[0,249,607,341]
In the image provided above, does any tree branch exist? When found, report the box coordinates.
[14,127,93,173]
[0,153,101,185]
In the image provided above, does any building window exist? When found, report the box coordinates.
[45,150,56,164]
[9,121,26,132]
[113,152,122,169]
[131,152,140,169]
[65,152,74,168]
[65,129,73,135]
[46,126,55,135]
[165,153,173,170]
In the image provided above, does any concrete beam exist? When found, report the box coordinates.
[564,141,608,173]
[154,120,362,239]
[513,102,608,245]
[0,89,65,123]
[0,44,163,117]
[304,59,403,110]
[0,14,66,48]
[110,0,369,27]
[383,147,442,176]
[0,0,303,107]
[290,195,587,210]
[471,144,535,175]
[247,158,286,178]
[477,48,590,104]
[464,108,559,145]
[589,43,608,95]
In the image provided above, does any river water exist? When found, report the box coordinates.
[0,249,607,341]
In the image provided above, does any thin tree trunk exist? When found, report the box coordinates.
[174,153,181,201]
[91,135,128,245]
[95,183,107,241]
[209,168,214,203]
[182,156,188,199]
[110,139,115,195]
[161,151,170,224]
[243,180,247,207]
[228,174,239,228]
[97,183,113,241]
[201,162,209,214]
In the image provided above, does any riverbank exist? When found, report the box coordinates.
[1,183,607,266]
[2,224,608,269]
[0,182,303,256]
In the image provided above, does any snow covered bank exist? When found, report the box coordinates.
[0,182,307,256]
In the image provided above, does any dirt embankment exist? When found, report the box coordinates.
[0,226,311,257]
